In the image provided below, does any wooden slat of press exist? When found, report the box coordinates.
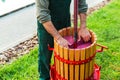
[59,29,64,37]
[67,27,73,36]
[85,47,90,79]
[66,27,70,36]
[64,48,69,80]
[80,49,85,80]
[59,45,64,78]
[54,41,58,76]
[89,32,94,78]
[92,44,96,74]
[92,33,97,75]
[91,31,94,43]
[75,50,80,80]
[89,30,93,77]
[57,29,63,79]
[63,27,69,80]
[69,49,74,80]
[63,28,67,37]
[89,30,97,78]
[57,43,60,80]
[89,46,93,77]
[71,27,74,36]
[91,45,95,79]
[91,32,96,78]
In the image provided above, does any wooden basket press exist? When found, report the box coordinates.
[53,27,97,80]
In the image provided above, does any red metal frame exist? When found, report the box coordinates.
[48,44,108,80]
[50,64,100,80]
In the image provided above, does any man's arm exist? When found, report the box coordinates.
[42,21,70,47]
[35,0,70,47]
[78,0,91,42]
[35,0,51,23]
[78,13,91,42]
[78,0,87,28]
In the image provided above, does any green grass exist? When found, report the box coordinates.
[0,0,120,80]
[0,47,39,80]
[87,0,120,79]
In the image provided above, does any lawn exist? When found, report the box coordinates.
[87,0,120,79]
[0,0,120,80]
[0,47,39,80]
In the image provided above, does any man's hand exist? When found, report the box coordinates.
[78,27,91,42]
[56,36,70,48]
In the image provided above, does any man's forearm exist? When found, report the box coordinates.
[42,21,61,40]
[78,13,91,42]
[79,13,87,29]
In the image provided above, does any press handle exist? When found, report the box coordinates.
[96,43,108,53]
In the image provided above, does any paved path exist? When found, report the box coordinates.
[0,5,37,52]
[0,0,104,52]
[0,0,34,16]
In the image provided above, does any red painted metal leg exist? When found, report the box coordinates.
[50,65,56,80]
[50,64,101,80]
[94,64,101,80]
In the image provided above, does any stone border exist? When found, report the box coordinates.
[0,35,38,64]
[0,0,111,65]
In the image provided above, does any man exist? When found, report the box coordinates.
[35,0,91,80]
